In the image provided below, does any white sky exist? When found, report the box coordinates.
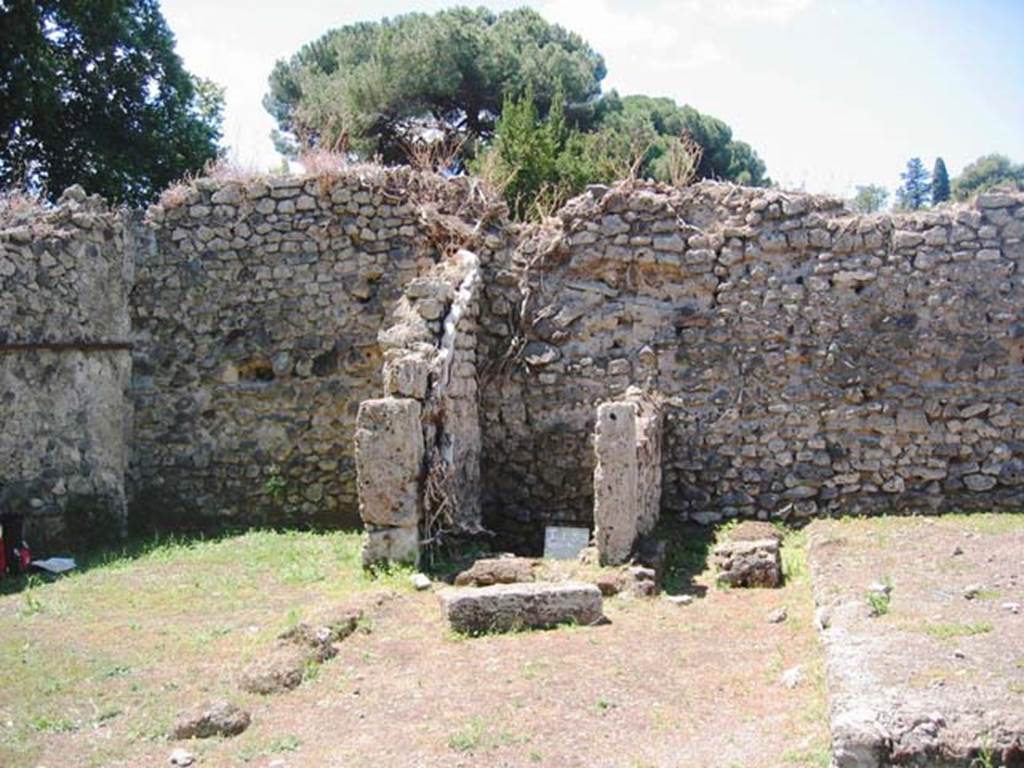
[162,0,1024,197]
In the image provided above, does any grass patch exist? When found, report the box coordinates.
[866,591,890,617]
[971,589,1002,601]
[917,621,993,640]
[781,528,809,584]
[0,529,405,768]
[447,716,521,753]
[238,734,302,763]
[782,745,831,767]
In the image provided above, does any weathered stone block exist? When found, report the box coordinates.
[439,582,603,634]
[354,398,423,528]
[454,556,537,586]
[713,537,782,588]
[383,353,432,399]
[594,401,639,565]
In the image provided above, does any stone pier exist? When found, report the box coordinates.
[354,397,424,566]
[593,390,663,565]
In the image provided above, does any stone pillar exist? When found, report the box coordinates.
[593,401,640,565]
[354,397,424,567]
[593,390,663,566]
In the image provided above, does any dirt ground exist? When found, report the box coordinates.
[0,527,829,768]
[807,514,1024,767]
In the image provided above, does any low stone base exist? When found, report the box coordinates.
[713,537,782,588]
[439,581,604,634]
[362,525,419,568]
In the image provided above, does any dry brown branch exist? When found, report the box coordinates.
[666,132,704,188]
[421,446,456,563]
[399,133,467,174]
[297,148,351,176]
[473,149,519,202]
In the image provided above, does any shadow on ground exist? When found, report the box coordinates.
[0,524,365,596]
[652,518,715,596]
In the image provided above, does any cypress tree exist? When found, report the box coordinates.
[932,157,950,204]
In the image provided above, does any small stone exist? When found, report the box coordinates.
[1002,602,1020,614]
[210,185,242,205]
[951,545,964,556]
[952,649,966,660]
[780,666,805,689]
[411,573,431,591]
[867,581,892,597]
[415,298,444,320]
[594,572,621,596]
[522,340,560,366]
[169,748,195,766]
[963,584,983,600]
[664,594,694,606]
[767,607,788,624]
[815,607,831,630]
[963,474,997,492]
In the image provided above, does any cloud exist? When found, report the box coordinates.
[716,0,814,22]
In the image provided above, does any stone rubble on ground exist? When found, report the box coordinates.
[171,700,251,740]
[239,606,363,694]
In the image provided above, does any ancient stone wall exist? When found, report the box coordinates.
[130,168,501,531]
[479,182,1024,551]
[0,187,133,550]
[5,168,1022,554]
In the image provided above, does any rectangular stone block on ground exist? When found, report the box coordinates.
[439,581,604,634]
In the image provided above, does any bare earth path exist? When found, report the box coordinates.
[807,514,1024,767]
[0,530,828,768]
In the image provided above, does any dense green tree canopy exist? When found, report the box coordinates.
[951,153,1024,200]
[588,93,768,186]
[0,0,223,205]
[265,7,768,191]
[264,7,606,162]
[474,87,768,220]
